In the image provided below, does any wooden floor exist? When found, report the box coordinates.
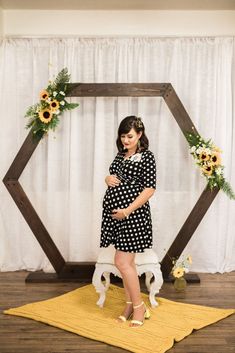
[0,270,235,353]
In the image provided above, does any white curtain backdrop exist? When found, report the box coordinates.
[0,37,234,273]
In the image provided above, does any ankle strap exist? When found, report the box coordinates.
[133,301,144,309]
[126,301,133,304]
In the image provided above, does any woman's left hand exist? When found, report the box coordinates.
[111,208,127,220]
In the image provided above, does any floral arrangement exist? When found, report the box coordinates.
[171,254,192,279]
[184,130,235,200]
[25,68,79,139]
[163,249,192,278]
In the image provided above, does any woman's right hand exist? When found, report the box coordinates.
[105,174,121,187]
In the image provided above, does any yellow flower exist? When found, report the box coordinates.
[40,90,49,100]
[213,145,223,153]
[202,164,213,176]
[209,152,221,166]
[50,99,60,111]
[199,151,210,162]
[173,267,184,278]
[38,109,53,123]
[186,255,192,264]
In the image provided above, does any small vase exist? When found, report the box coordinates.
[173,276,187,291]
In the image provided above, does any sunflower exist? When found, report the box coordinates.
[173,267,184,278]
[38,109,53,123]
[39,90,49,101]
[199,150,210,162]
[50,99,60,111]
[186,255,192,264]
[202,163,213,176]
[209,152,221,166]
[213,145,223,153]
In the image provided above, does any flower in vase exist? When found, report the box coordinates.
[173,267,184,278]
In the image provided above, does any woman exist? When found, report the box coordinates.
[100,115,157,328]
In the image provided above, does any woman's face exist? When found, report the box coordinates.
[120,128,142,151]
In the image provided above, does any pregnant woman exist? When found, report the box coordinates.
[100,115,157,328]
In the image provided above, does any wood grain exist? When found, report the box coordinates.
[0,271,234,353]
[66,83,168,97]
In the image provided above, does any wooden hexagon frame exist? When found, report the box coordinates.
[3,83,220,283]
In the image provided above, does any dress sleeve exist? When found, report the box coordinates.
[141,151,157,189]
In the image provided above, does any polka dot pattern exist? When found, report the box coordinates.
[100,149,157,253]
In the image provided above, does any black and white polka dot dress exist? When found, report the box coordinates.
[100,149,157,253]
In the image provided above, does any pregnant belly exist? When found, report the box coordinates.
[102,182,142,210]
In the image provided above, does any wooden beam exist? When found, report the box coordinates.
[160,184,220,278]
[3,130,40,181]
[3,180,65,274]
[163,84,199,134]
[66,83,168,97]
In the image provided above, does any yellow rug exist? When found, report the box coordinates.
[3,283,235,353]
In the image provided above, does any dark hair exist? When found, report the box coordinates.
[116,115,149,153]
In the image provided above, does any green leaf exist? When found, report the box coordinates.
[54,68,71,86]
[25,103,39,117]
[183,131,201,147]
[65,103,80,110]
[220,180,235,200]
[25,117,36,129]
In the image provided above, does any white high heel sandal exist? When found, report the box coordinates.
[129,301,151,327]
[116,301,133,322]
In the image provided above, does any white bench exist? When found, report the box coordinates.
[92,245,164,308]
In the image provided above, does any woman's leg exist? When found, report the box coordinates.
[115,276,133,322]
[114,250,133,321]
[114,250,145,326]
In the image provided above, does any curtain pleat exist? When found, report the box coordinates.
[0,37,234,273]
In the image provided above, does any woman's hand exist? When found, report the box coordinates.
[105,174,121,187]
[111,208,128,220]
